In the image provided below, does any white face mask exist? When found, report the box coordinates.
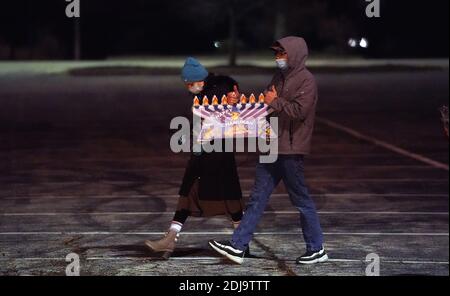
[189,84,204,95]
[276,59,288,70]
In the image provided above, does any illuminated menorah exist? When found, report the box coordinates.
[192,94,275,141]
[192,93,273,118]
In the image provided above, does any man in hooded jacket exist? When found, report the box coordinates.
[209,37,328,265]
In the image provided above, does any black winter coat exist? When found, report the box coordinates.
[178,74,243,202]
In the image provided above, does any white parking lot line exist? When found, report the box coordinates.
[0,232,447,236]
[317,117,450,171]
[0,211,448,216]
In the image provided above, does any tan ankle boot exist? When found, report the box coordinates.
[145,230,179,259]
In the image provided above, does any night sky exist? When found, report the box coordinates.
[0,0,448,59]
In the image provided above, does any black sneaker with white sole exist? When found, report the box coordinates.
[296,248,329,264]
[209,240,245,264]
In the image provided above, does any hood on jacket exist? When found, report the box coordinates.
[272,36,309,72]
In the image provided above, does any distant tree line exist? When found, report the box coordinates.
[0,0,448,60]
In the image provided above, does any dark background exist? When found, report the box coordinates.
[0,0,448,277]
[0,0,448,60]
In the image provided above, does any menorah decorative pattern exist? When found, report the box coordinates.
[192,93,276,142]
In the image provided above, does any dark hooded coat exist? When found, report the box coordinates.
[178,74,243,218]
[268,36,318,155]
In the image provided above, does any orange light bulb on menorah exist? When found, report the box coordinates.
[202,96,209,106]
[212,95,219,106]
[193,96,200,107]
[221,95,228,105]
[249,94,257,104]
[259,93,265,104]
[240,95,247,104]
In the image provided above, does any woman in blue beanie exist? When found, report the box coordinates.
[145,57,247,259]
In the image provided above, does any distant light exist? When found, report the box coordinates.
[348,38,358,48]
[214,41,221,48]
[359,38,369,48]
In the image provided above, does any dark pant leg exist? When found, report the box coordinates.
[231,161,282,250]
[280,155,324,252]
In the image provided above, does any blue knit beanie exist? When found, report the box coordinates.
[181,57,209,83]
